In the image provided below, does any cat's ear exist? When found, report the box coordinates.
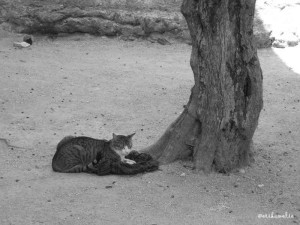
[112,133,117,140]
[128,133,135,139]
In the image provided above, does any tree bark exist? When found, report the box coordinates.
[142,0,263,173]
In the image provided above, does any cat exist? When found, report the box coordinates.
[52,133,136,173]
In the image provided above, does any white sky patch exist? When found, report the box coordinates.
[272,45,300,75]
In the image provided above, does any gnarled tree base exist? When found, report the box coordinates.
[141,88,256,173]
[141,0,263,173]
[141,90,201,164]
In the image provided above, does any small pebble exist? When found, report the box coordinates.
[180,173,186,177]
[239,169,245,174]
[258,184,264,188]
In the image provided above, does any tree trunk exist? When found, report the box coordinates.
[142,0,263,173]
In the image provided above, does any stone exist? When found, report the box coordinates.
[272,40,286,48]
[239,169,245,174]
[157,38,171,45]
[120,35,135,41]
[13,42,31,48]
[254,31,274,48]
[287,40,298,47]
[23,34,33,45]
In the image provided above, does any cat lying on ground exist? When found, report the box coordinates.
[52,133,158,175]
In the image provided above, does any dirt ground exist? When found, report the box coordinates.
[0,29,299,225]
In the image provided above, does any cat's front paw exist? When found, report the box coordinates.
[87,159,99,169]
[123,159,136,165]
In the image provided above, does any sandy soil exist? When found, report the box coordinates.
[0,29,299,225]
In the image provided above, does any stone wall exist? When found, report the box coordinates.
[0,0,276,47]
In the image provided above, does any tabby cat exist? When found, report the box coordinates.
[52,133,136,173]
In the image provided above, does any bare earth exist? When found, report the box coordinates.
[0,30,299,225]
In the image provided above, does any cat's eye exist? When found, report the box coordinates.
[115,144,123,149]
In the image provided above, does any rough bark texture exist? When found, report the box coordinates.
[143,0,263,173]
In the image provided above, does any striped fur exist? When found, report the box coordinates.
[52,133,134,173]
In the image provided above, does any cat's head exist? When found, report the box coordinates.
[110,133,135,155]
